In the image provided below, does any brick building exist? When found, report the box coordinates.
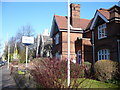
[50,3,120,64]
[76,5,120,63]
[89,5,120,63]
[50,4,90,62]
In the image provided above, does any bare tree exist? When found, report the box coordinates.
[16,25,34,43]
[3,24,35,63]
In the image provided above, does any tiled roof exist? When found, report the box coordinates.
[86,9,110,30]
[78,18,91,29]
[54,15,67,29]
[97,9,110,19]
[54,15,90,30]
[97,5,120,20]
[54,5,119,31]
[86,18,94,30]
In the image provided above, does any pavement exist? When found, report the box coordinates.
[0,64,18,90]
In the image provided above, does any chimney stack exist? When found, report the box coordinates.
[70,3,80,28]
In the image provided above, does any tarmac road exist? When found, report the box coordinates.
[0,64,18,90]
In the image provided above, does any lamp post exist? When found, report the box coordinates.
[67,0,70,87]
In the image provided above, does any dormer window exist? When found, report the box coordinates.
[98,23,107,39]
[55,33,59,44]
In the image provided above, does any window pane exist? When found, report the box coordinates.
[104,49,107,54]
[98,49,110,60]
[104,29,106,36]
[99,55,101,60]
[105,55,107,59]
[101,55,104,59]
[101,50,103,54]
[98,23,107,39]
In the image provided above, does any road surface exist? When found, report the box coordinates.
[0,64,18,90]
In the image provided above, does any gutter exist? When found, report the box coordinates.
[117,39,120,62]
[92,31,95,64]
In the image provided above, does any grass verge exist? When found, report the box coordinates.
[72,78,119,88]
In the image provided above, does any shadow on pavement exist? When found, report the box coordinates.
[2,85,19,90]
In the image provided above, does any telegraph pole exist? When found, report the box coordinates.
[67,0,70,87]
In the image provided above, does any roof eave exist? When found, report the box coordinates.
[90,11,109,30]
[50,16,61,37]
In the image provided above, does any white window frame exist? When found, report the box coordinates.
[98,23,107,39]
[55,33,59,44]
[98,49,110,60]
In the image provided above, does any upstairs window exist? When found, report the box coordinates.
[98,23,107,39]
[55,33,59,44]
[98,49,110,60]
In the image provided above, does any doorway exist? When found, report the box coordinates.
[77,50,81,64]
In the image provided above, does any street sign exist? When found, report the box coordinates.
[22,36,34,45]
[22,36,34,70]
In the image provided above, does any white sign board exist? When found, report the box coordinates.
[22,36,34,45]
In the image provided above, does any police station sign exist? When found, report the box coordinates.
[22,36,34,45]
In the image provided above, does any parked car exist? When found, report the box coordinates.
[0,61,5,67]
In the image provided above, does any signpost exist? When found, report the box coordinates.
[22,36,34,69]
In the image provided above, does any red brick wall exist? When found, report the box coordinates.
[75,39,92,63]
[62,31,82,60]
[83,39,92,63]
[94,21,120,62]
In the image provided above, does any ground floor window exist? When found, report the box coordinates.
[98,49,110,60]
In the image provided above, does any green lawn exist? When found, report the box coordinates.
[71,78,119,88]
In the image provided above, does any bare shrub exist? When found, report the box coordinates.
[31,58,86,88]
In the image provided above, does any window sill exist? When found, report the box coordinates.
[98,36,107,40]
